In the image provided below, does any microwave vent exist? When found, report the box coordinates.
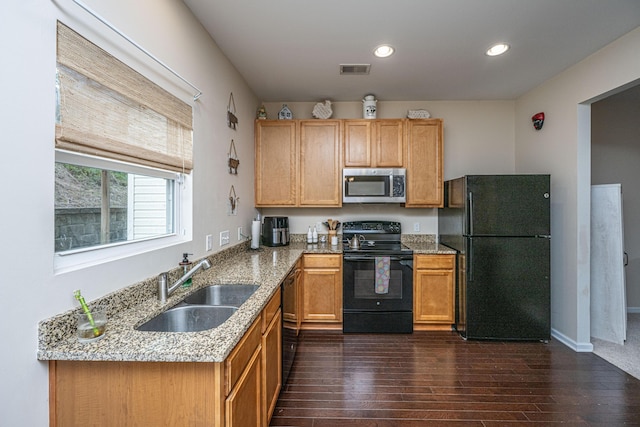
[340,64,371,75]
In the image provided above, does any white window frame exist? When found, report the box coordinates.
[54,150,192,274]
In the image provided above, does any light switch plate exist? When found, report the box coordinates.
[205,234,213,251]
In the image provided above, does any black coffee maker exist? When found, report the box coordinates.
[261,217,290,247]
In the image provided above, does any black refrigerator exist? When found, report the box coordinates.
[438,175,551,341]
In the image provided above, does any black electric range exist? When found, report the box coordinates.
[341,221,414,333]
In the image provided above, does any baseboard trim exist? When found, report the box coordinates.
[551,328,594,352]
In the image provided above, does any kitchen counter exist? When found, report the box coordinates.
[405,242,457,254]
[37,242,339,363]
[38,236,452,364]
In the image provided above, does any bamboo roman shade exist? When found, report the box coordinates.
[55,21,193,173]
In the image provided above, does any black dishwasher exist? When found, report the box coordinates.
[281,265,299,384]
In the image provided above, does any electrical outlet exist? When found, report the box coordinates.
[205,234,213,251]
[238,226,243,241]
[220,230,230,246]
[413,222,420,232]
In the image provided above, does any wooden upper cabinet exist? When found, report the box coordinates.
[343,119,404,167]
[405,119,444,207]
[299,120,342,207]
[255,120,342,207]
[343,120,371,167]
[374,119,405,167]
[255,120,297,206]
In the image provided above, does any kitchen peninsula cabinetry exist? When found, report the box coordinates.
[261,288,282,426]
[413,254,456,330]
[405,119,444,207]
[225,316,262,427]
[343,119,404,167]
[301,254,342,328]
[49,291,283,427]
[255,120,342,207]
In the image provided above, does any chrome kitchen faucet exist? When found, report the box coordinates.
[158,258,212,303]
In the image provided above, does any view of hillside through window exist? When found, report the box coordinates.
[54,163,175,252]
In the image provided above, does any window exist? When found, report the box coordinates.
[55,22,193,271]
[55,151,180,253]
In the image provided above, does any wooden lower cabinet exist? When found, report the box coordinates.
[50,291,283,427]
[226,343,262,427]
[301,254,342,328]
[49,360,224,426]
[261,291,282,426]
[413,254,456,331]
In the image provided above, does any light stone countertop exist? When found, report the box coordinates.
[38,236,453,363]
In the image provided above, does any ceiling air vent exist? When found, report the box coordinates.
[340,64,371,75]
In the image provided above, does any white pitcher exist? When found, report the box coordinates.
[362,95,377,119]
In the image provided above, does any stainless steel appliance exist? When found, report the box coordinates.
[261,216,289,247]
[342,221,414,333]
[438,175,551,341]
[342,168,406,203]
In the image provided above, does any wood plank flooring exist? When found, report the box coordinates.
[270,330,640,426]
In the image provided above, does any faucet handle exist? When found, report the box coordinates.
[158,272,168,303]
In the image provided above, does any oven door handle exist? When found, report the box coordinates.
[343,255,413,262]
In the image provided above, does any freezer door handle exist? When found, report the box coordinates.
[468,191,474,235]
[624,252,628,267]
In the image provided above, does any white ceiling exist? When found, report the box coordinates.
[183,0,640,102]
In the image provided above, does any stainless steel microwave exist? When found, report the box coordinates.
[342,168,406,203]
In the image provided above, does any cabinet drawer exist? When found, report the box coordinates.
[415,254,454,270]
[262,287,281,333]
[226,316,261,395]
[304,254,341,268]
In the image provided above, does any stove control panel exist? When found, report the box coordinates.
[342,221,401,234]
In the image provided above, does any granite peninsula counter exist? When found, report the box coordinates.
[38,238,453,363]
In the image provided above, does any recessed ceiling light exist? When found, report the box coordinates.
[373,44,395,58]
[486,43,510,56]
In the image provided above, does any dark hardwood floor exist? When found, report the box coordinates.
[270,330,640,426]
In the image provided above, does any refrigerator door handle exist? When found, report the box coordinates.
[468,238,473,281]
[468,191,474,235]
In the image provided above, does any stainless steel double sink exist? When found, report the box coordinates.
[136,284,260,332]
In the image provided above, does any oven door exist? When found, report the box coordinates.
[343,255,413,311]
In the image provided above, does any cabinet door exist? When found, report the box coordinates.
[262,309,282,426]
[299,120,342,206]
[302,255,342,322]
[344,120,404,167]
[414,255,455,324]
[255,120,298,206]
[226,346,262,427]
[405,119,443,207]
[374,119,404,167]
[343,120,371,167]
[414,269,455,323]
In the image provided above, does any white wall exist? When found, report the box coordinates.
[591,87,640,309]
[0,0,257,425]
[514,27,640,350]
[261,100,515,235]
